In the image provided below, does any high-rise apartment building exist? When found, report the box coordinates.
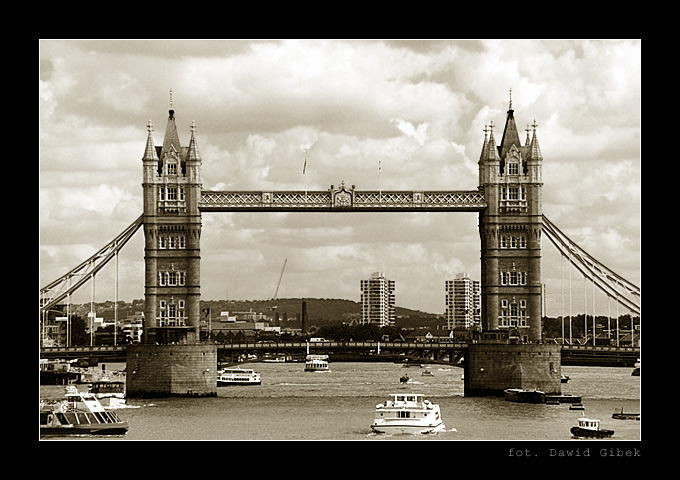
[360,272,395,327]
[445,273,481,330]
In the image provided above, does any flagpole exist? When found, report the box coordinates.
[303,150,308,197]
[378,159,382,203]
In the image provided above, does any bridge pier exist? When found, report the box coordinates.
[464,343,561,396]
[126,344,217,398]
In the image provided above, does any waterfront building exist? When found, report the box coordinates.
[445,273,481,330]
[360,272,395,327]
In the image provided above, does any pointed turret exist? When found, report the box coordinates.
[186,120,202,163]
[160,109,183,161]
[499,106,522,160]
[486,122,501,162]
[526,120,543,161]
[142,120,159,162]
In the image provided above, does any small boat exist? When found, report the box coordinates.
[561,374,570,383]
[217,367,261,386]
[399,374,410,384]
[40,386,129,436]
[263,356,286,363]
[569,403,585,411]
[304,355,329,372]
[421,369,434,377]
[612,408,640,420]
[504,389,546,404]
[88,380,126,409]
[371,393,445,435]
[570,417,614,438]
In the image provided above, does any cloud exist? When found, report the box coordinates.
[39,39,641,314]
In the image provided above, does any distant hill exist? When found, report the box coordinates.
[67,297,441,328]
[201,298,441,327]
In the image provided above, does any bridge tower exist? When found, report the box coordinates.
[129,105,216,398]
[141,108,203,345]
[478,98,543,342]
[468,97,560,397]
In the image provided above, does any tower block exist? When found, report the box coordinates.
[468,97,561,396]
[128,105,216,398]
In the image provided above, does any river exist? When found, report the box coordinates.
[39,363,640,442]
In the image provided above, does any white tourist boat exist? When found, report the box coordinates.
[40,386,129,436]
[371,393,445,435]
[304,355,330,372]
[88,380,126,409]
[217,367,261,386]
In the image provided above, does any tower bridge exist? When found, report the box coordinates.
[40,97,640,397]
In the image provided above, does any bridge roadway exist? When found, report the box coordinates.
[40,341,640,367]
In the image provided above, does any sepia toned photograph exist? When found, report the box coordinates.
[39,39,640,449]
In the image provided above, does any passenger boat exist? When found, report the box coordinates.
[304,355,329,372]
[570,417,614,438]
[371,393,445,435]
[612,408,640,420]
[88,380,126,409]
[40,386,129,436]
[217,367,261,386]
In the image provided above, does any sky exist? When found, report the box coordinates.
[39,39,641,317]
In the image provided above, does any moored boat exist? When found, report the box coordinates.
[304,355,329,372]
[371,393,445,435]
[612,408,640,420]
[40,386,129,436]
[570,417,614,438]
[217,367,261,386]
[504,389,546,404]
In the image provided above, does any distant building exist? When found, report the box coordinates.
[360,272,395,327]
[445,273,481,330]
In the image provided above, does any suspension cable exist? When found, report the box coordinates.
[40,214,143,313]
[542,215,640,316]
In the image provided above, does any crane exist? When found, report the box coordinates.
[271,259,288,304]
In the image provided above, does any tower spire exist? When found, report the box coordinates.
[527,119,542,160]
[186,120,202,163]
[142,120,159,161]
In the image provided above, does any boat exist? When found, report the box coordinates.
[570,417,614,438]
[40,386,129,436]
[217,367,261,386]
[371,393,445,435]
[612,408,640,420]
[88,380,126,409]
[631,358,640,376]
[545,394,582,404]
[263,356,286,363]
[561,374,570,383]
[504,389,546,404]
[399,374,410,384]
[421,369,434,377]
[304,355,329,372]
[569,403,585,411]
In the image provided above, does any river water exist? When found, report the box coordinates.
[39,363,640,442]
